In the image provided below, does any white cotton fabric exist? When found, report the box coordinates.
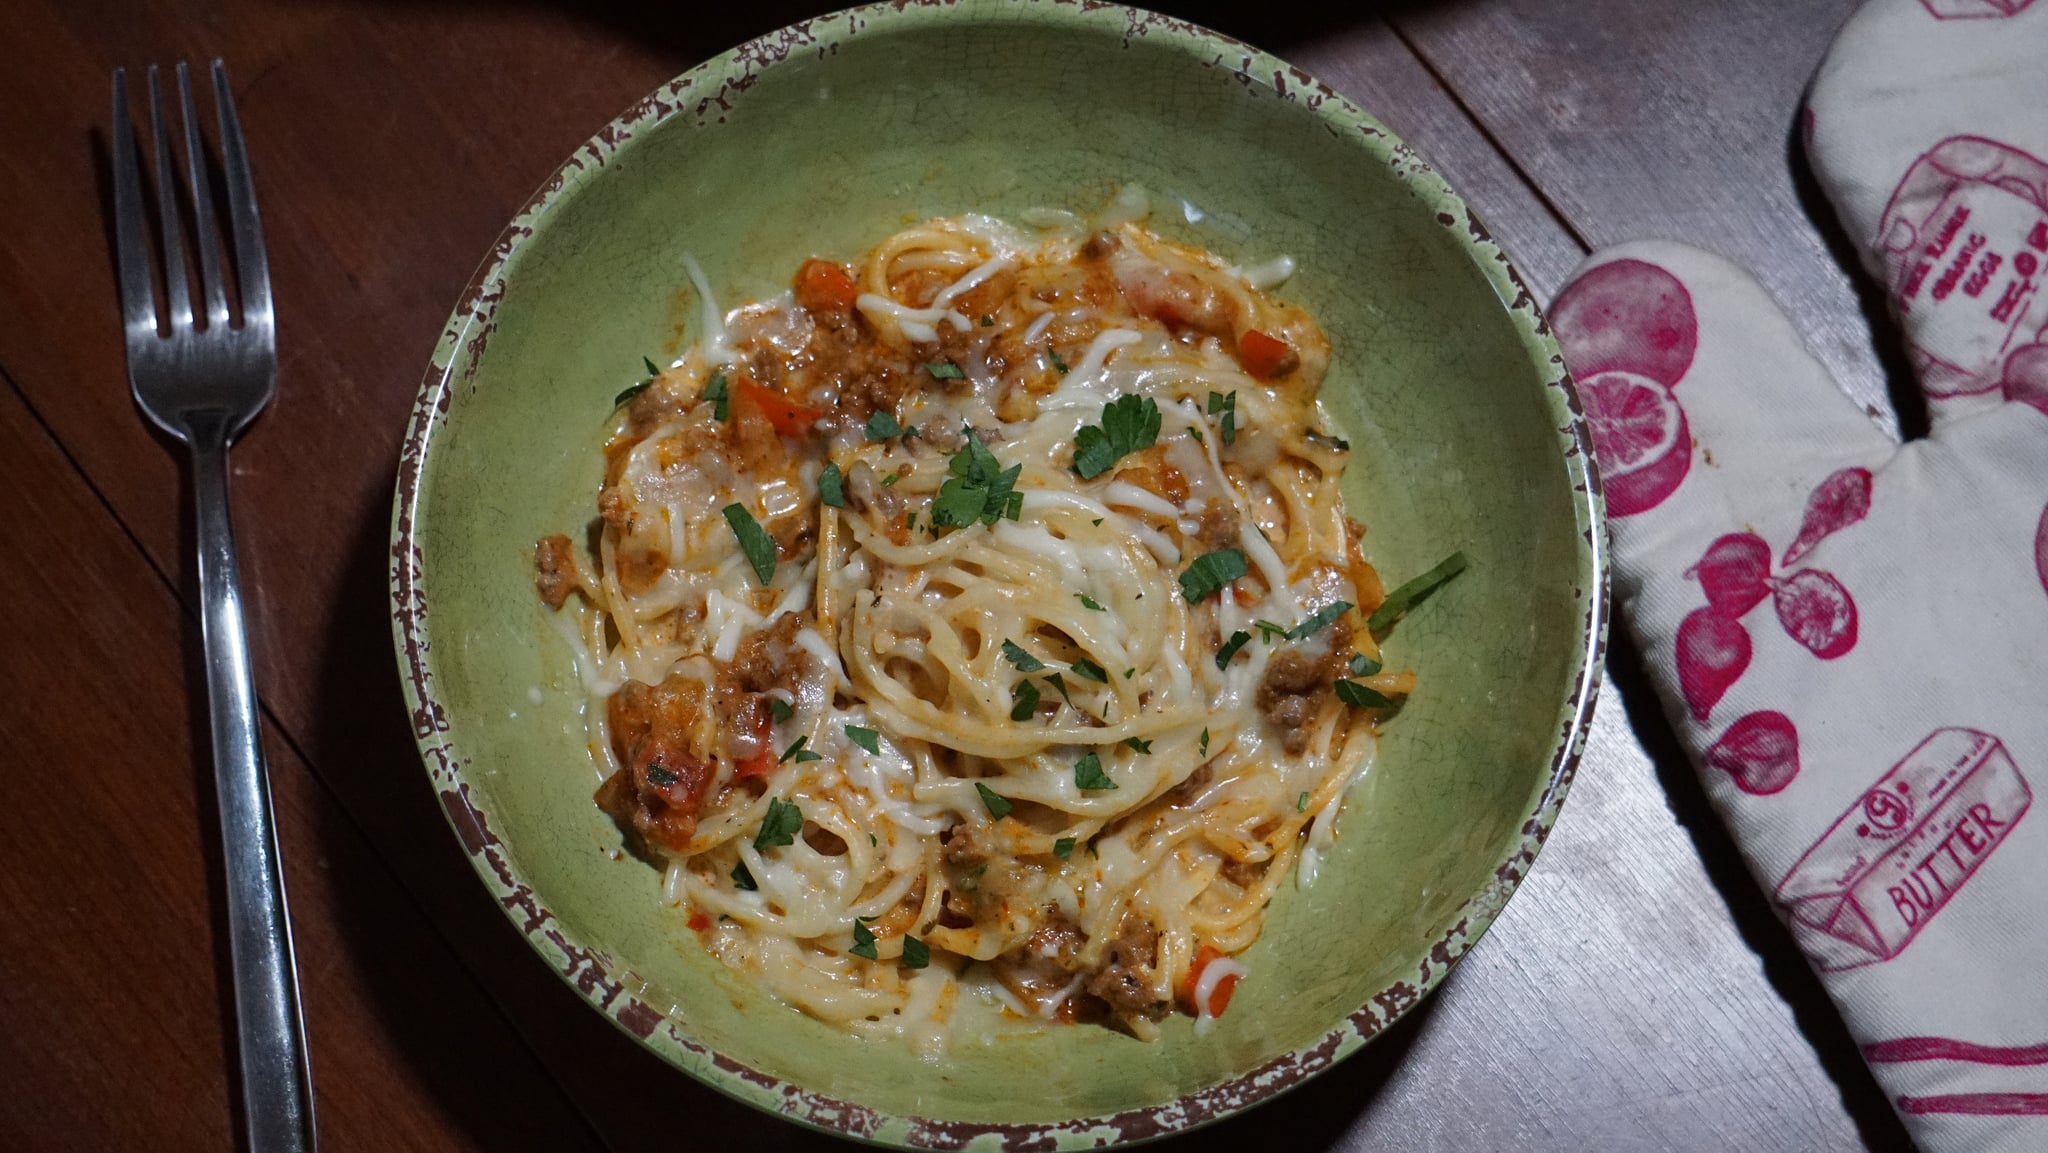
[1550,2,2048,1149]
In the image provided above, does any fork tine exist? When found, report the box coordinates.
[111,69,160,340]
[146,66,193,331]
[178,63,230,328]
[210,60,271,336]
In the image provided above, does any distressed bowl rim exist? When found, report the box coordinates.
[389,1,1609,1146]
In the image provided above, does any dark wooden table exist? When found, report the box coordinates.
[0,2,1921,1149]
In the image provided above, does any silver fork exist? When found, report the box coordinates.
[112,61,315,1153]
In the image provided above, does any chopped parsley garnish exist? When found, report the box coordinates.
[721,503,777,585]
[1043,672,1076,710]
[975,782,1014,819]
[753,797,803,851]
[1123,737,1153,754]
[780,735,821,763]
[901,935,931,969]
[730,861,757,890]
[615,360,660,407]
[926,361,966,380]
[844,725,881,755]
[704,372,730,420]
[1290,601,1354,641]
[980,314,994,327]
[1207,390,1237,444]
[1215,630,1252,670]
[818,461,846,508]
[646,763,679,788]
[1071,659,1108,683]
[1053,837,1076,860]
[1123,668,1135,679]
[1199,728,1210,756]
[1071,394,1161,479]
[931,434,1023,529]
[1349,653,1382,677]
[850,920,879,960]
[1074,753,1117,791]
[1335,679,1395,709]
[1188,426,1205,444]
[1366,551,1469,633]
[1001,640,1046,672]
[865,409,904,440]
[1091,518,1104,527]
[1009,679,1041,721]
[769,698,794,724]
[1048,348,1070,374]
[1297,791,1311,812]
[1178,548,1248,603]
[959,861,989,890]
[1076,593,1106,611]
[1254,620,1289,643]
[880,471,901,487]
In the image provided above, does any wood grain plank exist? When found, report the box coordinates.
[0,383,600,1152]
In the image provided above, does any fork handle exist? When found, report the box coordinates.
[191,425,317,1153]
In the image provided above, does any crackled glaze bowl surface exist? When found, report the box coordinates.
[391,1,1606,1145]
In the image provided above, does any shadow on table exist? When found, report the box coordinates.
[1605,633,1916,1153]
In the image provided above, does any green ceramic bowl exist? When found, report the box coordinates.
[392,1,1605,1145]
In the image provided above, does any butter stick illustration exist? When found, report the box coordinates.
[1775,729,2031,971]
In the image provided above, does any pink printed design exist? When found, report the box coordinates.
[1677,607,1751,723]
[1771,569,1858,659]
[1775,729,2032,971]
[1706,711,1800,795]
[1918,0,2037,18]
[1875,137,2048,396]
[2037,503,2048,597]
[1783,467,1874,566]
[1867,1037,2048,1066]
[1692,532,1772,616]
[1897,1093,2048,1116]
[2009,341,2048,415]
[1551,260,1698,517]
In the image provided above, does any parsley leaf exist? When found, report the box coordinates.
[1043,672,1076,710]
[1178,548,1248,603]
[975,782,1013,819]
[643,356,662,377]
[1188,426,1204,444]
[731,861,757,890]
[646,763,679,787]
[959,861,989,890]
[845,725,881,755]
[1000,640,1046,672]
[1074,753,1117,791]
[1009,679,1041,721]
[1049,348,1070,374]
[1053,837,1076,860]
[926,361,966,380]
[1335,679,1396,708]
[818,461,846,508]
[780,735,822,763]
[1349,653,1382,677]
[1199,728,1210,756]
[613,381,651,408]
[980,314,995,327]
[1071,659,1108,683]
[704,372,730,420]
[1216,630,1252,670]
[1366,552,1470,633]
[931,434,1023,529]
[721,503,777,585]
[850,920,879,960]
[1123,737,1152,754]
[901,935,931,969]
[1297,790,1311,812]
[1071,394,1162,479]
[769,698,794,724]
[880,471,901,487]
[866,410,904,440]
[753,797,803,851]
[1254,620,1289,643]
[1290,601,1354,641]
[1075,593,1106,611]
[1207,390,1237,444]
[1123,668,1135,679]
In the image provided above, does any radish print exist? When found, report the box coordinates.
[1677,607,1752,723]
[1772,569,1859,659]
[1581,370,1691,516]
[2006,342,2048,416]
[2036,503,2047,598]
[1783,467,1874,566]
[1706,711,1801,795]
[1550,258,1700,386]
[1690,533,1772,616]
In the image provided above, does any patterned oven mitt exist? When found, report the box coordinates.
[1547,0,2048,1147]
